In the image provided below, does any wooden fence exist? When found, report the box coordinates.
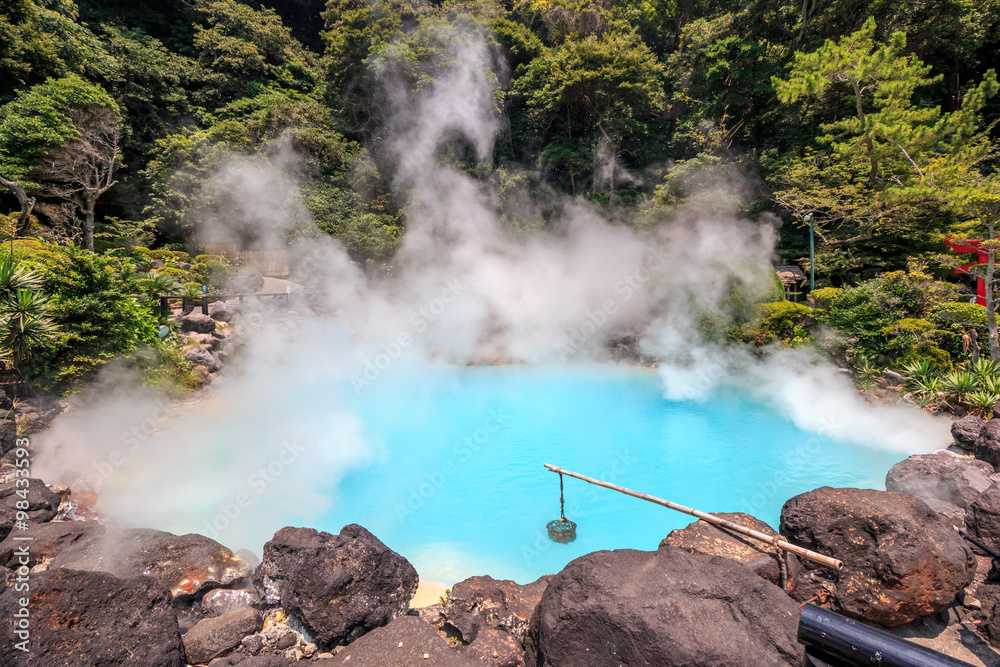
[203,245,289,278]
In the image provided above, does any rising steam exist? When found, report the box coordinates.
[34,24,948,556]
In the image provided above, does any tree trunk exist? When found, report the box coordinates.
[0,175,35,237]
[84,196,96,251]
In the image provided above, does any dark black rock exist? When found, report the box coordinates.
[49,528,251,599]
[184,607,263,664]
[0,478,59,541]
[436,575,551,644]
[968,482,1000,556]
[525,547,802,667]
[459,627,523,667]
[0,420,15,456]
[885,451,994,509]
[977,420,1000,470]
[330,616,480,666]
[0,568,185,666]
[953,416,986,450]
[0,520,103,568]
[660,511,797,591]
[179,313,217,334]
[210,656,290,667]
[254,524,418,649]
[780,487,975,627]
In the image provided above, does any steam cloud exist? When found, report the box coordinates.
[35,24,949,555]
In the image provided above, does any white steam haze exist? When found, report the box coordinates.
[34,25,948,554]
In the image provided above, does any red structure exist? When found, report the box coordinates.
[946,238,989,306]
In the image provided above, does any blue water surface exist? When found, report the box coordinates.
[313,364,900,585]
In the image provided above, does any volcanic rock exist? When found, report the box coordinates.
[0,520,103,568]
[0,419,15,456]
[967,482,1000,555]
[954,415,986,450]
[660,511,796,591]
[209,300,234,322]
[328,615,481,667]
[253,524,418,648]
[179,312,217,334]
[436,575,551,644]
[202,587,261,617]
[459,627,524,667]
[184,346,221,372]
[922,498,967,531]
[0,478,59,540]
[184,606,263,664]
[211,656,290,667]
[525,547,802,667]
[49,528,252,598]
[0,568,185,666]
[977,419,1000,470]
[780,487,975,627]
[885,450,994,509]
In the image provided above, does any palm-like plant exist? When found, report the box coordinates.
[913,375,943,397]
[942,371,978,403]
[138,273,183,299]
[0,253,43,293]
[900,359,936,390]
[967,390,1000,418]
[968,357,1000,378]
[0,289,58,367]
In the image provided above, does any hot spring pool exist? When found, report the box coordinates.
[312,364,902,585]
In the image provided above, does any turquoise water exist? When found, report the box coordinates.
[316,364,901,585]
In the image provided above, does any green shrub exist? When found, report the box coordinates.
[900,342,952,370]
[809,286,841,309]
[194,254,223,264]
[932,301,988,328]
[759,301,815,340]
[190,259,230,291]
[157,267,189,281]
[32,247,159,389]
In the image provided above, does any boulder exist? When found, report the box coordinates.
[660,511,796,591]
[525,547,802,667]
[459,627,523,667]
[330,616,481,667]
[979,582,1000,647]
[209,300,234,322]
[437,575,551,644]
[953,415,986,450]
[922,498,967,531]
[179,312,217,334]
[210,656,290,667]
[184,606,263,664]
[184,346,221,372]
[967,482,1000,555]
[49,528,252,599]
[885,450,994,509]
[254,524,418,648]
[0,520,103,568]
[976,419,1000,470]
[0,478,60,540]
[202,587,261,617]
[0,419,15,456]
[780,487,975,627]
[0,568,185,666]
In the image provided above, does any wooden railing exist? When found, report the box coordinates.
[159,292,297,317]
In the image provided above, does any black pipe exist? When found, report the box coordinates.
[798,605,975,667]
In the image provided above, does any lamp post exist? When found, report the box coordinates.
[806,213,814,291]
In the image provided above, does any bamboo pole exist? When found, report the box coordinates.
[543,463,844,571]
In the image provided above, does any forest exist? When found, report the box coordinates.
[1,0,1000,396]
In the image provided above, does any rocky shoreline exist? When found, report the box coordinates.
[1,417,1000,665]
[3,303,1000,664]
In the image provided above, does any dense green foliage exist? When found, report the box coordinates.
[3,0,1000,386]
